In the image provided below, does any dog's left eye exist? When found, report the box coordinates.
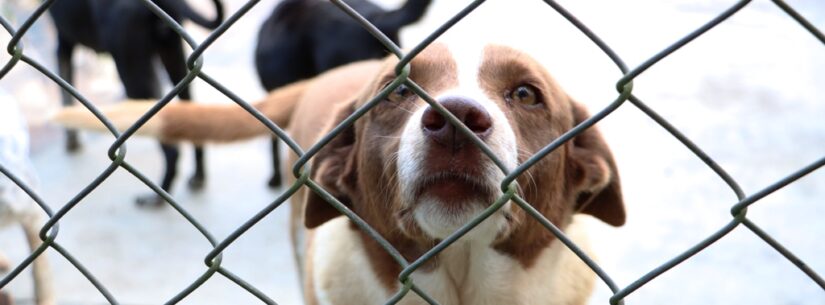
[506,85,540,106]
[387,84,413,103]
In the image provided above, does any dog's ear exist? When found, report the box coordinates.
[567,102,625,226]
[304,101,359,228]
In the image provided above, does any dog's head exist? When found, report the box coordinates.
[304,43,624,258]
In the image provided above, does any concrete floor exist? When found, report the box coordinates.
[1,0,824,304]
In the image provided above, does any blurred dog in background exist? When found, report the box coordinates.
[254,0,432,187]
[47,0,224,206]
[0,90,54,305]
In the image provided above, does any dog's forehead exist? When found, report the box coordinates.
[412,42,494,87]
[412,43,532,90]
[440,41,484,88]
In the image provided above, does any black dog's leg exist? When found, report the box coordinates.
[112,50,176,207]
[133,141,181,207]
[255,21,316,188]
[191,145,206,189]
[57,36,81,152]
[158,142,180,194]
[158,37,206,191]
[269,138,282,187]
[135,141,181,206]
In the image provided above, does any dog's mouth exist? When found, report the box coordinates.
[397,170,515,242]
[413,171,498,208]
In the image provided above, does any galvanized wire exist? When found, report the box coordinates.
[0,0,823,304]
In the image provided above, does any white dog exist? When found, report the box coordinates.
[0,90,54,305]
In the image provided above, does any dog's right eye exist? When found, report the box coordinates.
[386,84,413,103]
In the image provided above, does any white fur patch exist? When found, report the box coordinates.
[312,218,390,304]
[309,215,596,305]
[411,217,595,305]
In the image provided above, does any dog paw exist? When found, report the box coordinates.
[135,194,166,208]
[187,174,205,191]
[267,174,282,189]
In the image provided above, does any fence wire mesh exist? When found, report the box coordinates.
[1,0,824,304]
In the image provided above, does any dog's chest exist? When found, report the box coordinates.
[310,217,594,305]
[401,244,531,305]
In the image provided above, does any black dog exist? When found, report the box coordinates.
[48,0,224,206]
[255,0,432,187]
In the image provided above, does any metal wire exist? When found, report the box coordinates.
[0,0,822,304]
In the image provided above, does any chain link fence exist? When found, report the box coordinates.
[1,0,824,304]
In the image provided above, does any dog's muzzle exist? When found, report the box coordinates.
[414,97,499,205]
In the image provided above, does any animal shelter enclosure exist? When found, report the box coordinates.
[1,0,823,304]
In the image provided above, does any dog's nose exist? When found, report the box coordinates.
[421,97,492,148]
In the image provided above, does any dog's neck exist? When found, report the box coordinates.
[348,216,585,305]
[351,212,560,291]
[353,226,497,304]
[420,238,497,290]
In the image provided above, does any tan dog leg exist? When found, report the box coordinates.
[0,251,9,272]
[22,220,54,305]
[0,250,13,305]
[0,290,13,305]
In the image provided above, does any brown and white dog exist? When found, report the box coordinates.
[55,42,625,305]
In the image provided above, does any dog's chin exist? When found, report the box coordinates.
[412,198,486,240]
[400,176,511,242]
